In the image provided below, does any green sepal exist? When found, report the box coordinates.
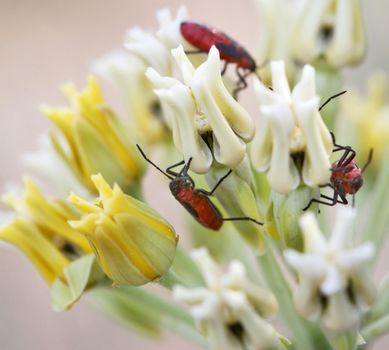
[159,247,205,288]
[205,164,264,251]
[271,186,318,251]
[74,118,128,187]
[51,254,104,311]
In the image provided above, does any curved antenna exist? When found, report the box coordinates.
[362,149,374,173]
[319,90,347,111]
[136,144,174,180]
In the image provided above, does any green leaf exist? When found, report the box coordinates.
[87,286,205,346]
[51,255,103,311]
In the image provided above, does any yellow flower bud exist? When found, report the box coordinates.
[41,75,145,193]
[0,178,91,284]
[68,174,178,286]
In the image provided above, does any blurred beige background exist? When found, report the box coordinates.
[1,1,389,349]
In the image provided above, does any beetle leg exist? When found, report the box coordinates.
[338,148,356,167]
[221,61,229,75]
[330,132,356,166]
[223,216,263,226]
[136,144,174,180]
[198,170,233,196]
[302,184,343,211]
[319,90,347,111]
[179,157,193,176]
[232,67,248,99]
[166,160,185,176]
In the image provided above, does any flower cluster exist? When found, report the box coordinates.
[2,2,389,350]
[174,248,280,350]
[285,209,376,331]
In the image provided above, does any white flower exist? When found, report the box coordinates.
[93,50,165,144]
[250,60,332,194]
[124,7,188,75]
[292,0,365,67]
[173,248,279,350]
[284,208,376,332]
[146,46,255,173]
[254,0,300,64]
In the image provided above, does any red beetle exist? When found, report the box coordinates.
[303,133,373,210]
[180,21,258,98]
[136,145,263,230]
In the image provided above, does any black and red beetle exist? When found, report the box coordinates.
[136,145,263,230]
[303,133,373,210]
[180,21,258,98]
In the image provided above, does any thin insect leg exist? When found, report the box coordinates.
[361,149,374,173]
[198,170,233,196]
[302,189,341,211]
[232,67,248,99]
[352,194,355,207]
[337,148,356,167]
[319,90,347,111]
[185,50,205,55]
[179,157,193,176]
[136,144,173,180]
[166,160,185,176]
[303,183,347,211]
[221,61,229,75]
[223,216,263,226]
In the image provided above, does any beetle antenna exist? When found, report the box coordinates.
[136,144,174,180]
[361,149,374,173]
[319,90,347,111]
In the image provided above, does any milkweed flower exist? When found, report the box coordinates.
[0,178,91,284]
[93,51,167,145]
[293,0,365,67]
[251,60,332,194]
[147,45,255,174]
[174,248,280,350]
[68,174,178,287]
[124,6,188,76]
[41,76,145,194]
[284,209,376,331]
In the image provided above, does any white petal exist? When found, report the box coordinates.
[171,45,196,85]
[321,264,347,295]
[191,248,223,289]
[337,243,374,270]
[270,61,292,99]
[330,206,356,249]
[323,291,360,331]
[292,64,317,101]
[284,250,326,279]
[156,6,188,49]
[299,212,328,253]
[295,98,332,186]
[125,27,171,74]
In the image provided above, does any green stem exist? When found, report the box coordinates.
[258,238,332,350]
